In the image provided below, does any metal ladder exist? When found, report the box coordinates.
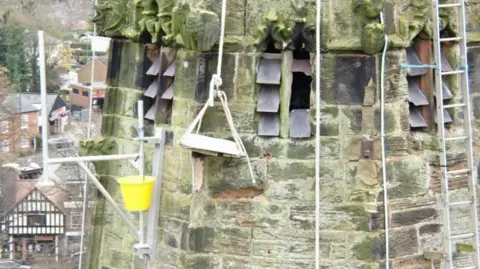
[432,0,480,268]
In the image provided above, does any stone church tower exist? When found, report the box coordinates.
[80,0,480,268]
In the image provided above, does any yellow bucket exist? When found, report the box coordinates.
[117,176,156,211]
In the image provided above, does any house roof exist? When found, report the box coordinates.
[17,93,65,115]
[2,94,41,114]
[0,165,67,215]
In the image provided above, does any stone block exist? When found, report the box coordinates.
[362,106,376,135]
[175,50,200,99]
[387,156,429,199]
[206,53,236,99]
[160,191,191,221]
[112,40,148,90]
[199,104,256,134]
[468,47,480,94]
[112,88,144,117]
[108,115,153,139]
[352,234,385,261]
[321,54,376,105]
[347,160,382,203]
[250,202,288,229]
[389,228,419,258]
[204,157,266,193]
[235,54,258,104]
[262,137,288,159]
[323,0,363,51]
[265,179,315,202]
[472,95,480,119]
[104,87,118,115]
[320,106,339,136]
[384,51,408,103]
[189,227,251,255]
[374,104,403,134]
[339,108,363,135]
[223,256,251,269]
[171,99,200,129]
[391,255,433,269]
[184,254,222,269]
[321,204,371,231]
[342,135,362,161]
[206,0,245,36]
[155,245,184,268]
[419,224,441,235]
[391,207,438,228]
[267,161,315,181]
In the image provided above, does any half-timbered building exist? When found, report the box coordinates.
[0,165,68,265]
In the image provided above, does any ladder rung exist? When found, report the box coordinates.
[448,200,472,206]
[440,36,463,42]
[438,3,461,8]
[451,233,475,240]
[441,70,465,75]
[443,103,466,109]
[444,136,468,142]
[446,168,470,175]
[457,267,477,269]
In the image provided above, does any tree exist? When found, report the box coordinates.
[0,23,29,92]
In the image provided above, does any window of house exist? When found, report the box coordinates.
[21,114,28,129]
[289,48,312,138]
[82,91,89,97]
[27,215,46,226]
[1,121,8,133]
[256,48,282,137]
[72,89,80,94]
[1,140,9,153]
[21,136,30,149]
[70,212,82,230]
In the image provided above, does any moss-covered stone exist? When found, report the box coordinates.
[184,254,222,269]
[387,156,429,198]
[320,106,339,136]
[204,157,266,193]
[362,23,385,55]
[174,50,200,99]
[235,54,258,104]
[352,233,385,261]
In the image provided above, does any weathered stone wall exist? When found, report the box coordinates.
[82,0,480,269]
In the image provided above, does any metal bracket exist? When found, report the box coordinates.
[132,243,151,258]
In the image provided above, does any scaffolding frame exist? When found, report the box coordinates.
[37,31,165,261]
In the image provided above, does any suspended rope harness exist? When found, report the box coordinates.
[179,0,255,184]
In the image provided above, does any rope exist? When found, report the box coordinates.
[314,0,321,268]
[400,64,469,71]
[182,0,255,186]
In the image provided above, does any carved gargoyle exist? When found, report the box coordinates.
[93,0,128,37]
[163,2,220,52]
[254,11,290,51]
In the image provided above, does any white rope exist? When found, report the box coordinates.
[379,10,390,269]
[314,0,322,267]
[182,0,255,186]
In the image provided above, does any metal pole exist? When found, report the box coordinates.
[78,170,89,269]
[137,100,145,245]
[38,31,51,185]
[314,0,321,268]
[87,13,97,139]
[77,161,139,237]
[146,128,166,262]
[47,154,139,164]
